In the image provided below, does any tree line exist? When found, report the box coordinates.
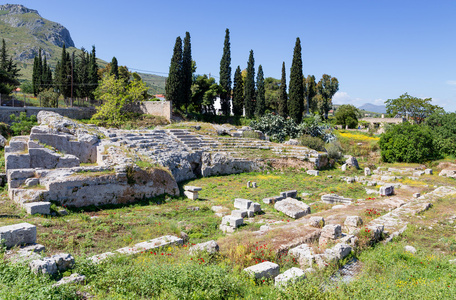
[165,30,339,123]
[0,39,21,95]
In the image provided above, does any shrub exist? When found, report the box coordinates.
[298,135,325,151]
[0,122,11,138]
[9,112,38,136]
[379,122,438,163]
[335,104,360,129]
[425,112,456,157]
[39,88,59,107]
[326,141,343,159]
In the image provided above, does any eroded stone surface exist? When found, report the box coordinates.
[0,223,36,248]
[274,198,311,219]
[244,261,280,279]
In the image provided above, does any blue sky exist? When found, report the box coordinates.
[11,0,456,111]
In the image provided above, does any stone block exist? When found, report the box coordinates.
[379,185,394,196]
[274,198,311,219]
[364,167,371,176]
[51,253,75,271]
[246,210,254,217]
[221,216,243,228]
[308,216,325,228]
[404,245,417,254]
[244,261,280,279]
[413,171,425,177]
[344,216,363,228]
[413,193,421,198]
[53,273,86,287]
[184,186,202,192]
[281,190,298,198]
[346,177,355,183]
[189,240,219,254]
[263,196,284,204]
[252,182,257,188]
[275,267,306,287]
[425,169,433,175]
[328,243,352,260]
[29,258,58,275]
[307,170,319,176]
[23,202,51,215]
[320,224,342,240]
[5,153,31,170]
[184,190,198,200]
[289,244,314,266]
[341,164,347,171]
[234,198,252,210]
[321,194,352,204]
[248,202,261,213]
[24,178,39,187]
[5,137,28,153]
[0,223,37,248]
[247,181,251,188]
[219,224,235,233]
[231,210,247,218]
[345,156,359,169]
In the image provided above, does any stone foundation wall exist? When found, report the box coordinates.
[0,107,96,124]
[136,101,172,121]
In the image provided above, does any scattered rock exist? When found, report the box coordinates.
[275,267,306,287]
[404,245,417,254]
[274,198,311,219]
[244,261,280,279]
[308,216,325,228]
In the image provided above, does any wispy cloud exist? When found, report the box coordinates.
[332,92,384,107]
[445,80,456,86]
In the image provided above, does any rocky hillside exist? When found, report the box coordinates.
[0,4,165,94]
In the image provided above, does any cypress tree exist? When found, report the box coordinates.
[32,50,42,96]
[165,36,183,109]
[88,46,99,98]
[244,50,255,118]
[56,43,71,99]
[278,62,288,117]
[1,39,8,71]
[288,37,304,123]
[304,74,317,114]
[232,66,244,116]
[182,32,192,111]
[219,28,232,116]
[255,65,265,117]
[110,57,119,79]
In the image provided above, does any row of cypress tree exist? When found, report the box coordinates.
[31,44,99,102]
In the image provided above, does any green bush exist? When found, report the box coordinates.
[0,122,11,138]
[379,122,438,163]
[39,88,59,107]
[9,112,38,136]
[298,135,326,151]
[326,141,343,159]
[425,112,456,157]
[335,104,360,129]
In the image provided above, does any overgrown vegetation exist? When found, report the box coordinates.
[9,112,38,136]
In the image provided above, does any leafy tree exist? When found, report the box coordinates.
[264,77,280,112]
[316,74,338,119]
[255,65,265,117]
[232,66,244,116]
[385,93,442,124]
[335,104,361,128]
[244,50,255,118]
[92,74,148,125]
[0,39,20,95]
[304,75,317,114]
[182,32,193,112]
[288,38,304,123]
[219,28,231,116]
[278,62,288,117]
[165,37,183,109]
[110,57,119,79]
[425,112,456,157]
[379,122,438,163]
[191,75,222,114]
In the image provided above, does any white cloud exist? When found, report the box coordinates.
[332,91,384,107]
[445,80,456,86]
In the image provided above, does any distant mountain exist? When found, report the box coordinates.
[0,4,165,94]
[358,103,386,114]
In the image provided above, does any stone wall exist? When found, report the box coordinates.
[137,101,172,121]
[0,107,96,124]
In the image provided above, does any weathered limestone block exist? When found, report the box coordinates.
[321,194,352,204]
[51,253,75,271]
[405,245,417,254]
[380,185,394,196]
[234,198,252,210]
[439,169,456,178]
[280,190,297,198]
[200,152,256,177]
[341,164,347,171]
[24,178,39,187]
[425,169,433,175]
[307,170,319,176]
[184,190,198,200]
[53,273,86,287]
[221,216,243,228]
[364,167,371,176]
[5,136,28,153]
[274,198,311,219]
[249,202,261,213]
[219,224,236,233]
[189,240,219,254]
[231,210,247,218]
[244,261,280,279]
[29,258,57,275]
[275,267,306,287]
[413,171,425,177]
[308,216,325,228]
[23,202,51,215]
[288,244,314,267]
[29,148,80,169]
[328,243,352,260]
[5,153,30,170]
[321,224,342,240]
[263,195,284,204]
[184,186,202,192]
[0,223,36,248]
[344,216,363,228]
[413,193,421,198]
[346,156,359,169]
